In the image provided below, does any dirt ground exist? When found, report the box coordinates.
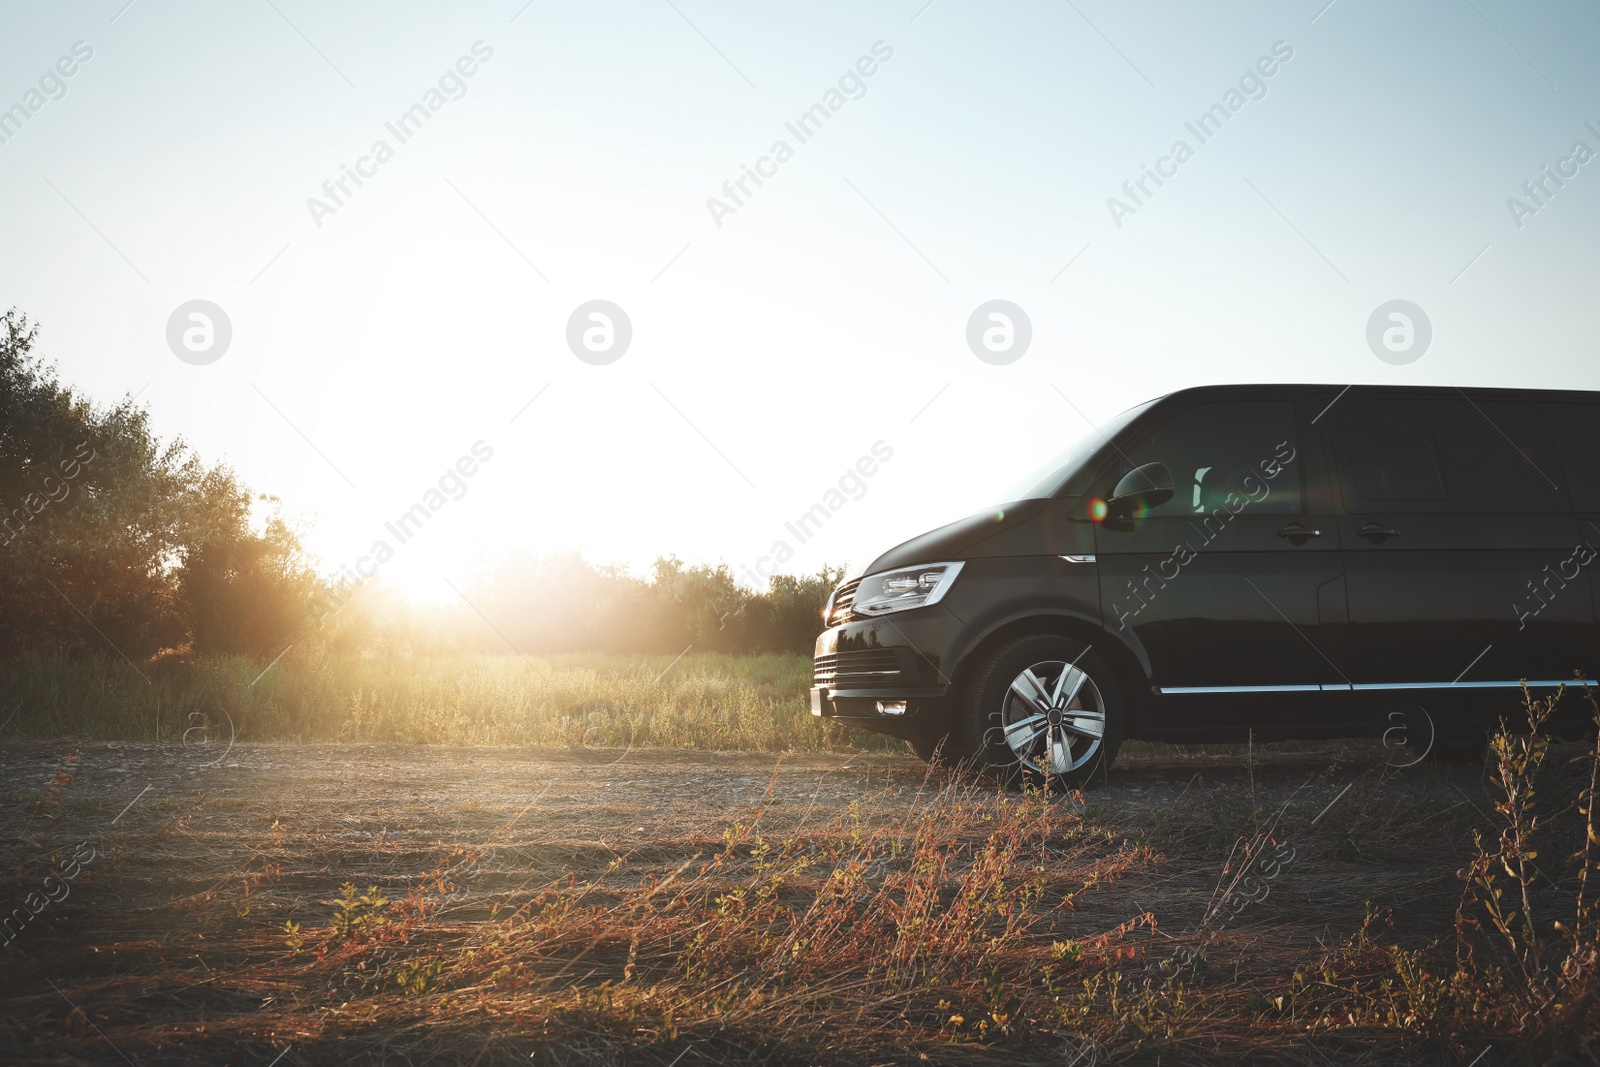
[0,738,1546,1064]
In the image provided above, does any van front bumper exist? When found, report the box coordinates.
[808,684,950,721]
[809,610,961,731]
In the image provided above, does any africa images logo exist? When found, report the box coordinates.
[1106,40,1294,228]
[705,41,894,228]
[1110,441,1297,629]
[0,40,94,147]
[305,41,495,229]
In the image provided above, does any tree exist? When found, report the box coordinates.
[176,472,318,657]
[0,310,315,661]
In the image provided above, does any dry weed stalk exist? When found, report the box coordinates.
[1455,683,1600,1038]
[1296,683,1600,1051]
[266,775,1152,1057]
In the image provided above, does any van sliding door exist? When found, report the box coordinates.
[1328,395,1589,706]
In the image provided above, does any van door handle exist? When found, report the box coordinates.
[1276,523,1321,544]
[1357,521,1400,544]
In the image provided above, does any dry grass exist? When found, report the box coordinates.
[0,650,890,751]
[3,695,1599,1064]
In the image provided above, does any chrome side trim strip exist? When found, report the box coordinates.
[1158,684,1323,694]
[1060,554,1096,563]
[1352,679,1597,690]
[1158,679,1597,695]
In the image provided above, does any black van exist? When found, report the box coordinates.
[810,385,1600,787]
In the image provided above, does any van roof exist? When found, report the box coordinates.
[1155,383,1600,403]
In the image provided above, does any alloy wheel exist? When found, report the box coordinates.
[997,658,1106,777]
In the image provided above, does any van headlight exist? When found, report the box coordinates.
[851,562,965,616]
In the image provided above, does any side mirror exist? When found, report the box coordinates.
[1105,462,1174,518]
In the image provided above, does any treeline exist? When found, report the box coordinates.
[0,311,838,663]
[320,554,841,657]
[1,310,321,663]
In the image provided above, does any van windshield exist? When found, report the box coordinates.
[1001,398,1159,501]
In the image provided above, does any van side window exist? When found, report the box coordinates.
[1334,401,1446,508]
[1118,400,1301,516]
[1335,398,1566,513]
[1427,399,1564,512]
[1545,403,1600,511]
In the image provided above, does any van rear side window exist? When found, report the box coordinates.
[1428,400,1563,512]
[1336,401,1447,504]
[1545,403,1600,512]
[1335,398,1567,512]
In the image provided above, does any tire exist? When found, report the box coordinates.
[957,633,1125,791]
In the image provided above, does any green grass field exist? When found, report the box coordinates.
[0,651,906,752]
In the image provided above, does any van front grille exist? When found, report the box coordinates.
[814,649,902,687]
[826,579,862,626]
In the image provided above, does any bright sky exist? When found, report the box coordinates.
[3,0,1598,599]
